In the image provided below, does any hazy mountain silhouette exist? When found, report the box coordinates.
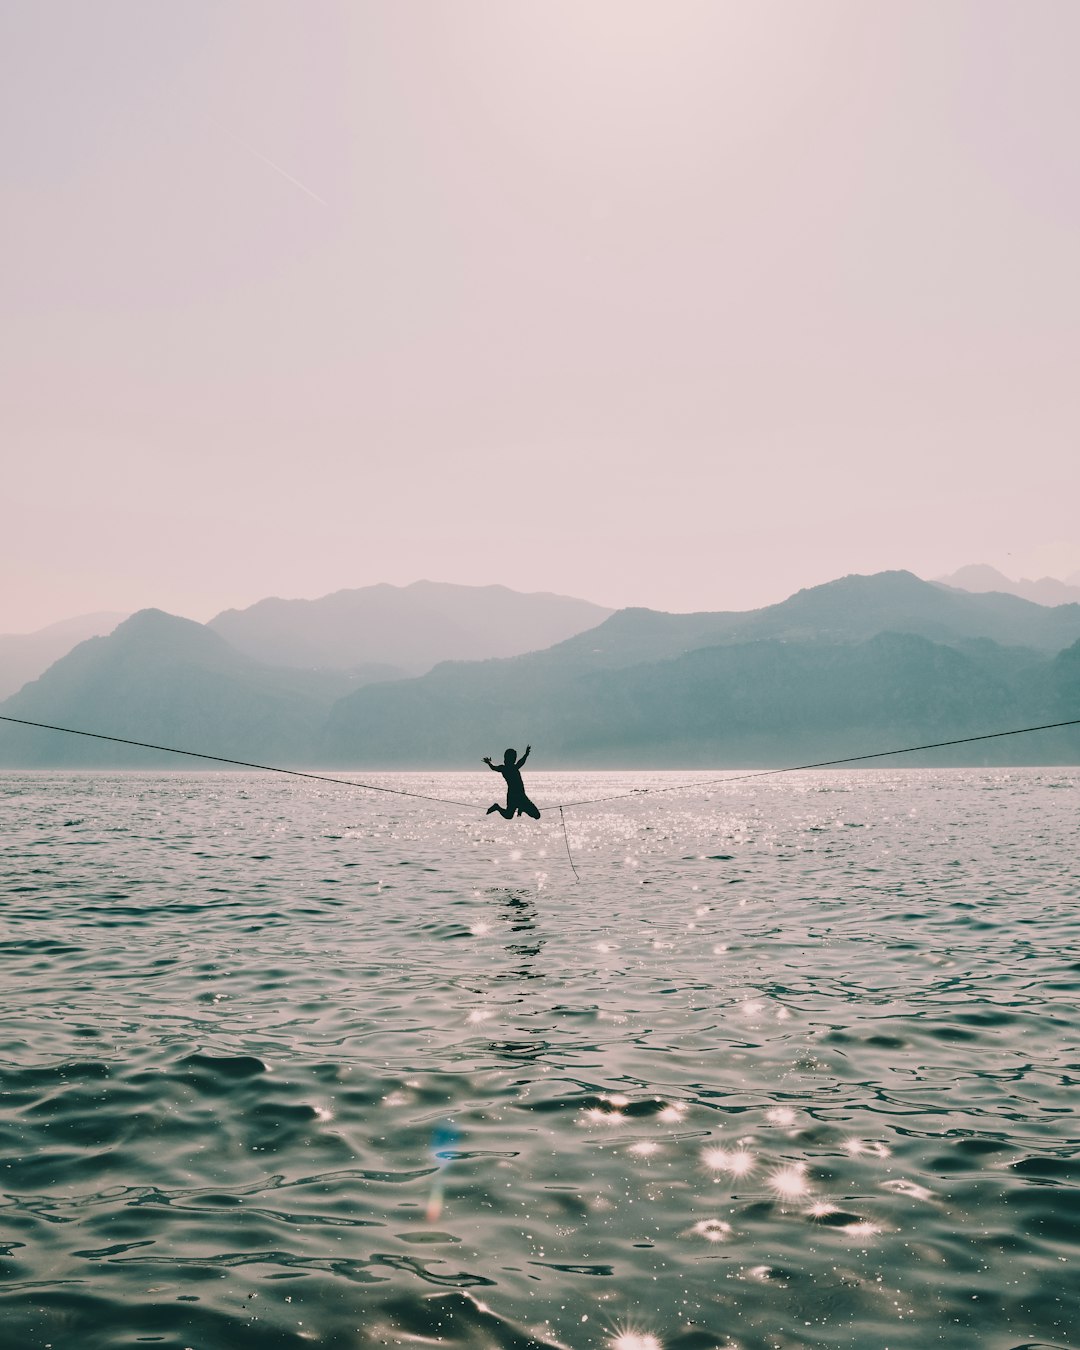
[325,631,1052,767]
[208,581,612,673]
[745,571,1080,648]
[935,564,1080,607]
[324,573,1080,766]
[5,573,1079,769]
[0,610,353,767]
[523,570,1080,675]
[1022,636,1080,720]
[0,612,126,701]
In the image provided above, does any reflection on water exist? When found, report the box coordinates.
[0,768,1078,1349]
[495,888,545,978]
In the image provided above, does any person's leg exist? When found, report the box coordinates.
[487,803,514,818]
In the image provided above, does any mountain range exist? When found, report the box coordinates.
[2,571,1078,769]
[208,580,613,673]
[0,583,611,708]
[324,571,1080,766]
[0,612,126,701]
[8,566,1078,702]
[936,564,1080,607]
[0,610,355,767]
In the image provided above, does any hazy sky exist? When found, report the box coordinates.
[3,1,1078,632]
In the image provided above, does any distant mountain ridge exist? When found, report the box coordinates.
[323,572,1080,766]
[208,580,613,673]
[324,629,1039,767]
[2,572,1079,769]
[0,610,354,767]
[0,612,127,701]
[527,569,1080,674]
[935,564,1080,607]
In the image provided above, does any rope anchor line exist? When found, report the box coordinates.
[0,714,478,807]
[558,806,580,884]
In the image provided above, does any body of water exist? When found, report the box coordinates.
[1,768,1078,1350]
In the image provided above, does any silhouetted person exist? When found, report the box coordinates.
[484,746,540,820]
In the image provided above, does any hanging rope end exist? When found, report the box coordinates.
[558,805,581,883]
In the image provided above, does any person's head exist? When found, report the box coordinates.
[503,748,516,764]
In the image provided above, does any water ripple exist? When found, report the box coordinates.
[0,768,1078,1348]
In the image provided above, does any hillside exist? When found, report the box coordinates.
[5,573,1079,770]
[748,571,1080,649]
[935,564,1080,607]
[324,630,1073,767]
[208,580,612,673]
[0,612,126,701]
[323,573,1080,767]
[534,570,1080,676]
[0,610,352,767]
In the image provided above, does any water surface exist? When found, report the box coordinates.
[1,769,1078,1349]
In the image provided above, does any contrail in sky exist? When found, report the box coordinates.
[219,126,329,207]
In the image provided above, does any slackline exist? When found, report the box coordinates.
[3,711,1077,884]
[1,712,1078,815]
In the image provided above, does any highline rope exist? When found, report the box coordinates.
[2,709,1078,848]
[0,714,478,808]
[543,715,1080,810]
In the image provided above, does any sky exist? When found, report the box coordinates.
[2,0,1078,633]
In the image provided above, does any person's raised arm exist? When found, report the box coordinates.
[516,745,531,768]
[482,756,499,771]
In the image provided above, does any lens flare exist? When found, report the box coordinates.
[425,1178,445,1223]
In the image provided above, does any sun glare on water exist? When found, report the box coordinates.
[768,1163,810,1199]
[702,1146,755,1177]
[610,1331,663,1350]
